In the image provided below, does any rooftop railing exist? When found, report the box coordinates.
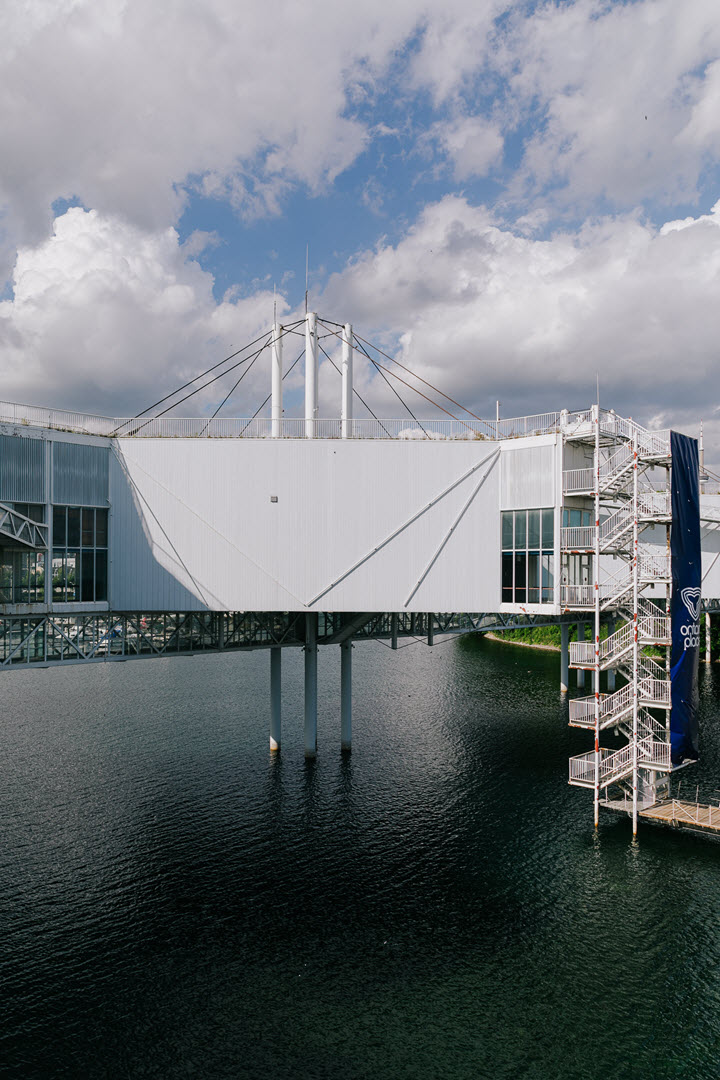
[0,400,565,441]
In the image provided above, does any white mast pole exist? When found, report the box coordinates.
[632,433,639,836]
[341,323,353,439]
[271,323,283,438]
[305,311,318,439]
[594,402,601,828]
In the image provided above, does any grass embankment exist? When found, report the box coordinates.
[491,622,669,659]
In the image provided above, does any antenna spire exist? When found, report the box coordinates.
[305,244,309,315]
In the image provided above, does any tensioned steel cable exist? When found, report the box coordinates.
[352,336,472,430]
[352,329,489,426]
[317,318,474,431]
[117,318,306,432]
[116,335,273,436]
[239,347,306,435]
[201,339,271,429]
[316,341,392,437]
[201,323,308,434]
[352,338,429,435]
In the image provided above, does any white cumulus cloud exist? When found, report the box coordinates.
[320,195,720,448]
[0,208,284,416]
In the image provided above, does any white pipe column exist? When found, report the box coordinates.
[341,323,353,439]
[341,639,352,752]
[593,402,601,830]
[576,623,585,688]
[304,613,318,758]
[560,623,570,693]
[607,618,616,691]
[270,647,281,751]
[271,323,283,438]
[632,434,639,836]
[305,311,318,438]
[706,613,712,664]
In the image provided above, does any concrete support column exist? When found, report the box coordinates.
[560,623,569,693]
[271,323,283,438]
[341,323,353,439]
[341,639,352,752]
[427,614,434,647]
[576,623,585,688]
[304,613,318,758]
[305,311,318,439]
[270,647,281,751]
[706,612,712,664]
[391,612,398,650]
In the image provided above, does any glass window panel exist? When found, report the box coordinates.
[528,510,540,548]
[583,510,592,527]
[562,508,568,528]
[52,553,65,601]
[542,555,554,602]
[502,551,513,601]
[569,509,582,528]
[67,508,81,547]
[53,506,67,546]
[95,550,107,602]
[28,505,45,523]
[81,550,94,602]
[514,551,526,602]
[82,508,95,548]
[34,552,45,603]
[528,552,540,603]
[502,512,514,550]
[65,550,79,602]
[581,555,591,586]
[0,556,12,603]
[16,557,22,603]
[514,511,526,549]
[95,509,108,547]
[542,509,554,550]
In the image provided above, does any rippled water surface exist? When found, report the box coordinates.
[3,635,720,1079]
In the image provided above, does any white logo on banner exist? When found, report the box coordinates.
[681,587,702,623]
[679,587,702,649]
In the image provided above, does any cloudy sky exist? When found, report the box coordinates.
[1,0,719,452]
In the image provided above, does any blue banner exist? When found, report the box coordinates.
[670,430,701,764]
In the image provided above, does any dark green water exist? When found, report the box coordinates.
[2,634,720,1079]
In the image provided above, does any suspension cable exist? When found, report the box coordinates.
[353,337,472,429]
[128,317,305,422]
[351,339,428,434]
[352,329,488,425]
[239,347,306,435]
[318,318,477,429]
[317,342,392,437]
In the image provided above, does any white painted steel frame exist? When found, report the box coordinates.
[565,409,674,831]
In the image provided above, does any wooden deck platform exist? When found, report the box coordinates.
[602,798,720,839]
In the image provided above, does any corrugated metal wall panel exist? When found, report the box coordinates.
[109,438,511,612]
[53,442,109,506]
[0,435,45,502]
[500,441,557,509]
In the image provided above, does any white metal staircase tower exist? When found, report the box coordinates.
[561,406,672,834]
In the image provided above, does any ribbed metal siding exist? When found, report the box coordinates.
[0,435,45,502]
[53,442,109,506]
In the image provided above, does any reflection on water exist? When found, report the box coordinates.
[2,635,720,1079]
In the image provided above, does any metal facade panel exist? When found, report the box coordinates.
[109,438,507,612]
[500,440,557,510]
[53,442,109,506]
[0,434,45,502]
